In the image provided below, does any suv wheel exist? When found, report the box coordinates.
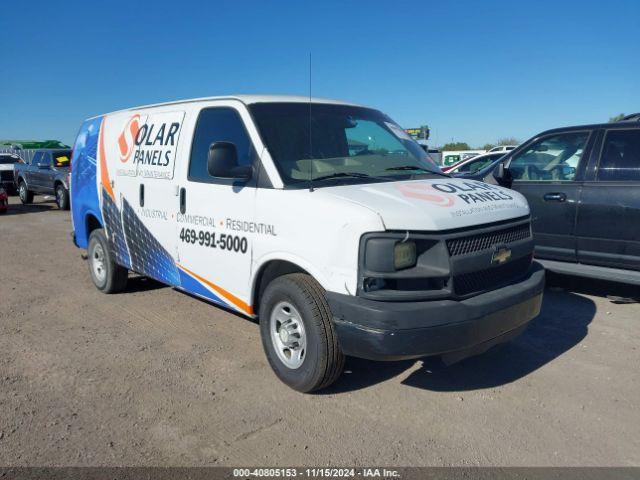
[55,185,70,210]
[87,229,128,293]
[18,181,33,204]
[259,273,345,392]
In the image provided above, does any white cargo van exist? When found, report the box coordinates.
[70,95,544,392]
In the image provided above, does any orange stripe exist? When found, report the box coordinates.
[98,118,115,200]
[178,264,253,315]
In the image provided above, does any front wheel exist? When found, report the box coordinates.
[87,229,128,293]
[18,181,33,204]
[259,273,345,393]
[55,185,70,210]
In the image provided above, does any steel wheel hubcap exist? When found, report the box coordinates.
[270,301,306,369]
[91,243,107,283]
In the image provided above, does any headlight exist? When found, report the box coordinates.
[360,232,450,299]
[394,241,417,270]
[364,237,418,272]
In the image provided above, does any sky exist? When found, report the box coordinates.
[1,0,638,148]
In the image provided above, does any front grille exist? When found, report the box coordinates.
[0,171,13,182]
[454,254,532,296]
[447,222,531,257]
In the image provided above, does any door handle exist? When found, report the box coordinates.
[139,183,145,207]
[179,187,186,214]
[543,192,567,202]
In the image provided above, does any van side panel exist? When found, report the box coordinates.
[95,108,247,313]
[71,116,104,249]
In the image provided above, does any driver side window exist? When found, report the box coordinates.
[188,107,255,183]
[509,132,589,181]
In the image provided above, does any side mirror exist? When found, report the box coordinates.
[492,162,513,188]
[207,142,252,181]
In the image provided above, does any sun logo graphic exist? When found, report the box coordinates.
[396,182,455,207]
[118,114,140,163]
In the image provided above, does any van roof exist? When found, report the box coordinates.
[88,95,364,120]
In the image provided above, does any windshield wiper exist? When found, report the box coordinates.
[311,172,373,182]
[385,165,449,177]
[386,165,431,172]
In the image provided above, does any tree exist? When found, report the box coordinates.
[496,137,519,146]
[441,142,470,151]
[482,143,495,151]
[609,113,625,123]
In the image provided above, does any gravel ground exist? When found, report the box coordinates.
[1,195,639,466]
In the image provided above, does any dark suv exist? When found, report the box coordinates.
[13,149,72,209]
[457,115,640,285]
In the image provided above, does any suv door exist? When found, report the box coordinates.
[506,130,592,262]
[575,127,640,271]
[27,151,45,189]
[175,104,257,315]
[32,151,53,192]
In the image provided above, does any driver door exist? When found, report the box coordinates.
[507,130,593,262]
[32,151,52,192]
[175,104,257,316]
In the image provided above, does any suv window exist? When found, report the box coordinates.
[40,152,52,166]
[454,153,502,173]
[509,132,589,181]
[31,152,44,165]
[598,129,640,181]
[188,107,254,182]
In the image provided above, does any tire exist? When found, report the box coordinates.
[87,229,128,294]
[18,181,33,204]
[259,273,345,392]
[55,184,70,210]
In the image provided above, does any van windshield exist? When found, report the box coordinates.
[249,102,442,186]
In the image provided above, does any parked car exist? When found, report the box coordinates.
[0,186,7,214]
[14,149,72,209]
[442,151,506,174]
[488,145,517,153]
[459,116,640,285]
[441,150,486,167]
[70,95,543,392]
[0,153,22,194]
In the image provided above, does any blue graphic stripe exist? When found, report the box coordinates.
[178,269,230,307]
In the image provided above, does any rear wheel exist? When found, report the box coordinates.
[55,184,70,210]
[87,229,128,293]
[259,273,344,392]
[18,181,33,204]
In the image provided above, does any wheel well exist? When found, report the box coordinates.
[53,180,64,190]
[85,214,102,238]
[253,260,308,315]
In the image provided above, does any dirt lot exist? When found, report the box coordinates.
[1,195,639,467]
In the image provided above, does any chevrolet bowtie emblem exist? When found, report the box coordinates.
[491,246,512,265]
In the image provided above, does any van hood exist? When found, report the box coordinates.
[320,177,530,231]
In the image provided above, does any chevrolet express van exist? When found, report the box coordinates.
[70,95,544,392]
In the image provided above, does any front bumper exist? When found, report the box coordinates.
[326,262,545,361]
